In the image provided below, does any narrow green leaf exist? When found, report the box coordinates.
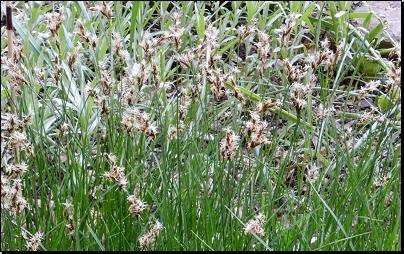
[304,17,315,34]
[1,89,10,99]
[348,13,369,19]
[296,4,317,27]
[367,23,383,42]
[246,1,253,24]
[12,16,51,66]
[218,37,240,55]
[307,16,334,30]
[87,223,106,251]
[129,1,140,53]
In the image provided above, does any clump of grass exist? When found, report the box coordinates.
[1,1,400,251]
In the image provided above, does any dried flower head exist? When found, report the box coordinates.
[176,51,195,69]
[167,121,185,140]
[290,82,312,114]
[52,53,62,84]
[204,23,219,47]
[325,44,343,76]
[139,32,156,60]
[60,122,70,136]
[103,154,128,191]
[84,83,99,98]
[284,59,307,84]
[1,174,10,201]
[44,6,65,37]
[87,33,99,49]
[359,110,375,124]
[2,57,28,96]
[307,165,320,184]
[1,113,28,132]
[256,31,271,63]
[9,131,34,156]
[280,13,297,47]
[358,80,380,100]
[207,68,224,102]
[2,178,28,216]
[112,32,125,61]
[151,58,160,83]
[99,61,113,95]
[65,219,76,237]
[179,89,190,119]
[138,220,164,251]
[127,194,148,220]
[220,128,240,161]
[34,67,45,83]
[5,163,28,178]
[12,39,25,63]
[75,18,99,49]
[385,61,401,94]
[190,74,202,102]
[135,59,150,89]
[25,231,44,251]
[167,13,185,49]
[224,68,245,105]
[121,108,159,140]
[245,111,270,151]
[313,104,335,121]
[238,18,258,42]
[62,200,74,220]
[244,212,266,236]
[97,95,110,118]
[341,127,354,150]
[66,42,82,76]
[89,1,113,23]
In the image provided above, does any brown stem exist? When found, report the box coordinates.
[6,1,19,163]
[6,1,16,115]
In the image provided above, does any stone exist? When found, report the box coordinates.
[351,1,401,48]
[358,99,374,109]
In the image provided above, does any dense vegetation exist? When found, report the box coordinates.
[1,1,401,251]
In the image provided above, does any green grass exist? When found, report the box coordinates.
[1,1,401,251]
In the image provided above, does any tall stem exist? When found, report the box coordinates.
[6,1,19,163]
[6,1,16,116]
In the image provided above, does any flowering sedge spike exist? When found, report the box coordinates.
[358,80,380,100]
[138,220,164,251]
[220,128,240,161]
[168,13,185,49]
[25,231,44,251]
[112,32,126,62]
[176,51,195,70]
[245,111,270,151]
[127,194,148,220]
[256,31,270,63]
[385,61,401,95]
[313,104,335,122]
[244,212,266,236]
[307,165,320,184]
[44,5,65,37]
[62,200,75,236]
[139,32,156,60]
[88,1,113,24]
[103,154,128,192]
[207,68,224,102]
[9,131,34,157]
[238,18,258,42]
[5,163,28,178]
[280,13,297,47]
[1,57,28,96]
[66,42,82,76]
